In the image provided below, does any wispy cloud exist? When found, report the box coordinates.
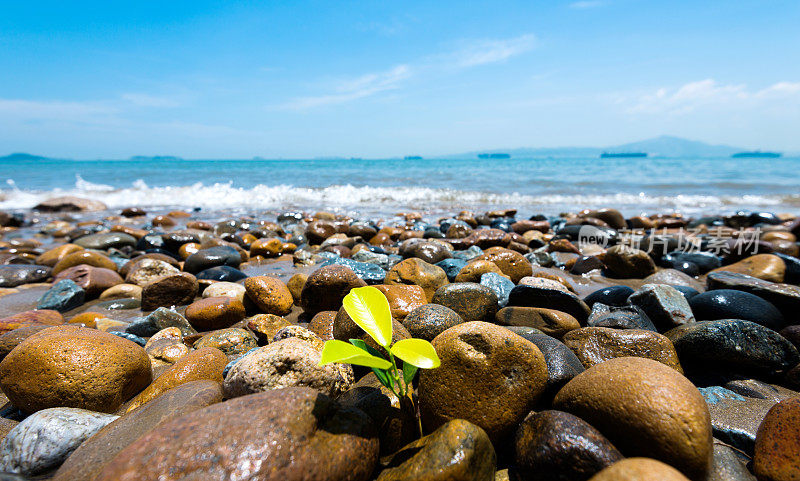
[447,34,537,68]
[0,98,116,121]
[279,33,537,110]
[279,64,411,110]
[121,93,181,108]
[570,1,605,9]
[628,79,800,114]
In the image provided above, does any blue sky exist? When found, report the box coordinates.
[1,0,798,158]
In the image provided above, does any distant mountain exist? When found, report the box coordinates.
[609,136,739,157]
[444,136,745,159]
[0,153,50,161]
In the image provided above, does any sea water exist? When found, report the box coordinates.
[1,156,798,217]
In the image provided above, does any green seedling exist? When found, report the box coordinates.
[319,285,440,437]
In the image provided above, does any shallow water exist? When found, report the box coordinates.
[2,156,799,217]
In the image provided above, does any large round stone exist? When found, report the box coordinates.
[603,245,656,278]
[665,319,800,381]
[710,254,786,283]
[0,325,151,413]
[562,327,683,372]
[385,257,449,302]
[753,396,800,481]
[473,247,532,283]
[141,272,198,311]
[124,347,227,412]
[419,321,548,442]
[243,276,293,315]
[377,419,496,481]
[688,290,785,331]
[52,380,223,481]
[589,458,691,481]
[95,387,379,481]
[184,296,246,331]
[512,410,623,481]
[300,265,366,315]
[402,303,463,341]
[183,245,242,274]
[553,357,712,479]
[431,282,499,323]
[224,337,354,398]
[0,407,117,476]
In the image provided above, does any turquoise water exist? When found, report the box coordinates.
[1,156,798,216]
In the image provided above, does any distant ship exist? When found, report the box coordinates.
[478,153,511,159]
[600,152,647,158]
[731,151,781,158]
[404,155,423,160]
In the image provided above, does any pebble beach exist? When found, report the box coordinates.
[0,196,797,480]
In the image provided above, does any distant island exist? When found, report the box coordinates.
[0,153,50,162]
[446,135,777,159]
[478,153,511,159]
[731,151,782,159]
[600,152,648,158]
[128,155,184,162]
[404,155,423,160]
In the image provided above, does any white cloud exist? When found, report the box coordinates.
[0,98,116,121]
[570,1,605,9]
[448,34,537,68]
[121,93,181,108]
[279,64,412,110]
[755,81,800,98]
[628,79,800,114]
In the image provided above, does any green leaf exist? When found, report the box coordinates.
[343,286,393,348]
[348,339,393,389]
[348,338,385,359]
[373,366,393,389]
[319,340,392,370]
[390,339,441,369]
[403,361,419,384]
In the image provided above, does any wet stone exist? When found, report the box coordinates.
[480,272,515,307]
[435,258,467,281]
[195,265,248,282]
[563,327,683,372]
[627,284,696,332]
[0,407,118,476]
[402,303,463,341]
[583,285,635,307]
[431,282,498,323]
[377,419,496,481]
[706,270,800,317]
[688,289,786,331]
[666,319,800,382]
[507,284,590,323]
[73,232,137,250]
[0,265,51,287]
[698,386,776,454]
[753,396,800,481]
[512,410,623,481]
[36,279,85,312]
[183,245,242,274]
[319,256,387,284]
[223,337,353,398]
[194,328,258,357]
[506,326,585,396]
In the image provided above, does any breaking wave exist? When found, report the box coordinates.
[1,176,798,216]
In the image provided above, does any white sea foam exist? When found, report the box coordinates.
[0,177,797,216]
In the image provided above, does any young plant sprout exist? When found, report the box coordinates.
[318,285,440,437]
